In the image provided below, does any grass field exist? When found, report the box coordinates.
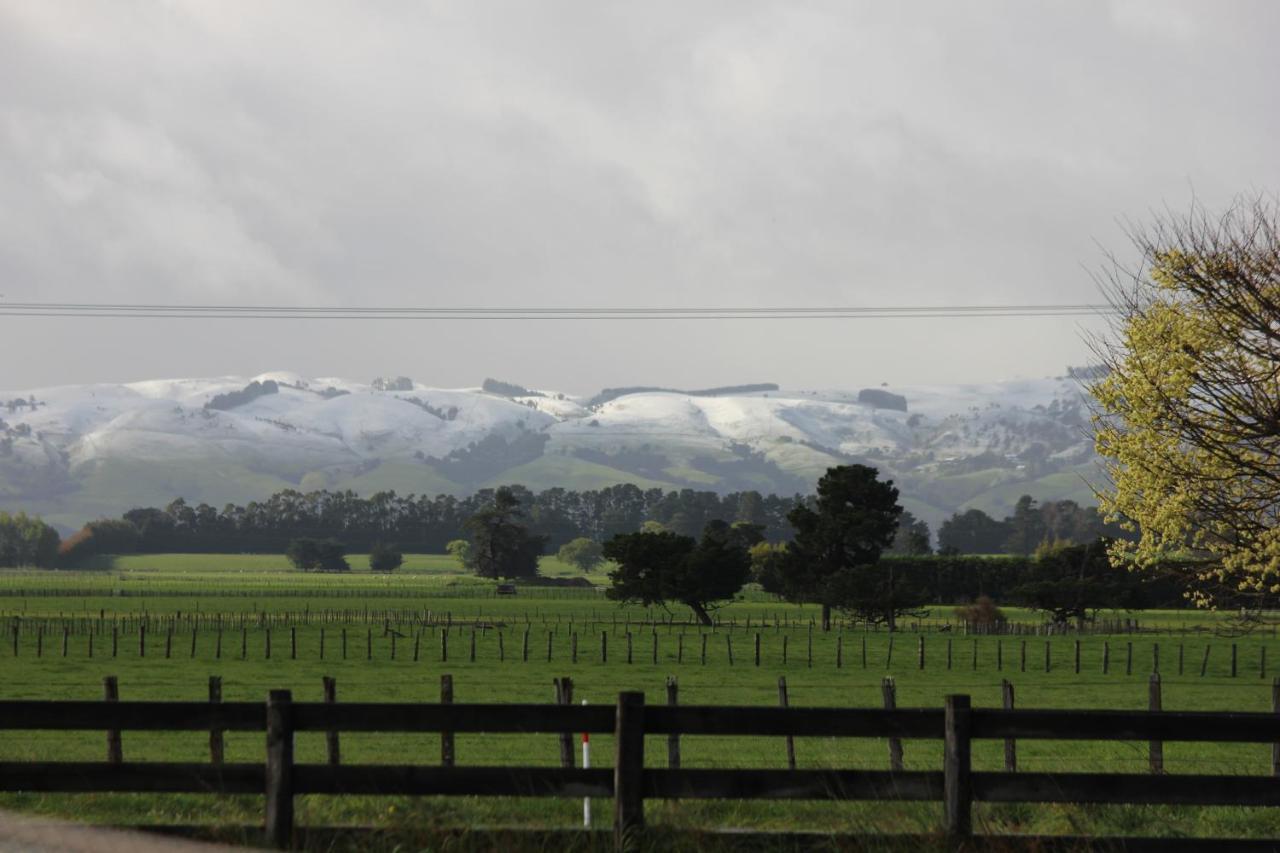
[1,554,1278,847]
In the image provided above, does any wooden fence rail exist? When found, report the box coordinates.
[2,693,1280,850]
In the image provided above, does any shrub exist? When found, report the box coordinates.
[369,542,403,572]
[954,595,1005,627]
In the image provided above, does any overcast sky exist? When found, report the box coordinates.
[1,1,1277,394]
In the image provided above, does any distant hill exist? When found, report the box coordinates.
[0,371,1101,532]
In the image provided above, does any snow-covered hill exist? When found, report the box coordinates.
[0,373,1102,531]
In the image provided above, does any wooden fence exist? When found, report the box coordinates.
[2,692,1280,850]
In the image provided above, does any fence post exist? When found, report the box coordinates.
[556,677,575,768]
[265,689,294,850]
[754,633,761,667]
[103,676,122,763]
[726,634,734,666]
[1126,642,1133,676]
[1232,643,1238,678]
[882,676,903,772]
[1272,677,1280,777]
[701,633,708,665]
[778,676,796,770]
[1201,644,1211,677]
[1074,640,1080,674]
[1149,672,1163,774]
[1001,679,1016,771]
[666,677,680,769]
[1103,640,1109,675]
[613,691,646,850]
[600,631,607,663]
[943,694,973,841]
[209,676,224,765]
[440,674,455,767]
[323,676,340,765]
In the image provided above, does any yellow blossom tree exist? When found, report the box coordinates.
[1090,196,1280,607]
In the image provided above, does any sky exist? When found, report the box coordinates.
[1,1,1277,395]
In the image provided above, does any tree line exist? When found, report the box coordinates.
[36,480,1127,567]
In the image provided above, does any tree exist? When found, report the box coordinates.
[938,509,1008,555]
[463,487,546,579]
[749,541,789,593]
[888,510,932,555]
[603,520,751,626]
[776,464,911,630]
[286,538,349,572]
[1013,539,1144,626]
[557,537,604,573]
[1091,196,1280,605]
[0,512,60,568]
[369,541,403,572]
[1003,496,1048,556]
[446,539,471,569]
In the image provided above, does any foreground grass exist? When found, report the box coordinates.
[0,555,1278,842]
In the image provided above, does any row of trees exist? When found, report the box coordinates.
[55,482,1122,565]
[0,512,60,568]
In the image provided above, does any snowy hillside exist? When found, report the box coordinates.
[0,373,1103,531]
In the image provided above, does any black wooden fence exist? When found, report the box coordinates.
[2,693,1280,850]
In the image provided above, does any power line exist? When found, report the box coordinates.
[0,301,1117,320]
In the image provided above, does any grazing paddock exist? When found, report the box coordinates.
[1,555,1278,847]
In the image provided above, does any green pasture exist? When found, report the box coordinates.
[0,554,1277,844]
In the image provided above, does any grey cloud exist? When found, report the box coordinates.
[0,0,1276,393]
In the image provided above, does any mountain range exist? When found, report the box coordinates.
[0,370,1104,534]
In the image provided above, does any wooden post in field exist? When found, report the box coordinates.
[208,676,224,764]
[1149,672,1164,774]
[807,627,813,668]
[1272,677,1280,777]
[726,634,734,665]
[778,676,796,770]
[1125,642,1133,676]
[496,632,502,663]
[754,633,761,667]
[943,694,973,841]
[1103,641,1109,675]
[862,636,868,669]
[264,689,294,849]
[240,628,247,660]
[1262,647,1267,679]
[190,628,198,659]
[1044,641,1051,673]
[88,631,93,658]
[836,635,842,668]
[882,676,903,772]
[290,627,297,660]
[996,640,1002,671]
[1153,643,1159,674]
[626,632,633,664]
[323,676,340,765]
[469,630,476,663]
[440,674,455,767]
[1232,643,1238,677]
[614,692,646,847]
[112,627,118,658]
[546,631,553,663]
[917,636,925,670]
[701,633,708,665]
[1201,645,1211,677]
[570,632,578,664]
[1074,640,1080,674]
[555,677,575,768]
[666,677,680,769]
[62,627,68,658]
[946,638,952,670]
[139,624,145,658]
[366,629,372,661]
[600,631,607,663]
[319,628,325,660]
[440,630,448,663]
[1020,640,1026,673]
[652,632,659,665]
[1178,644,1184,675]
[1001,679,1016,771]
[103,676,122,763]
[886,636,894,669]
[972,639,978,671]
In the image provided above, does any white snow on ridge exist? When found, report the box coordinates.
[2,372,1092,482]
